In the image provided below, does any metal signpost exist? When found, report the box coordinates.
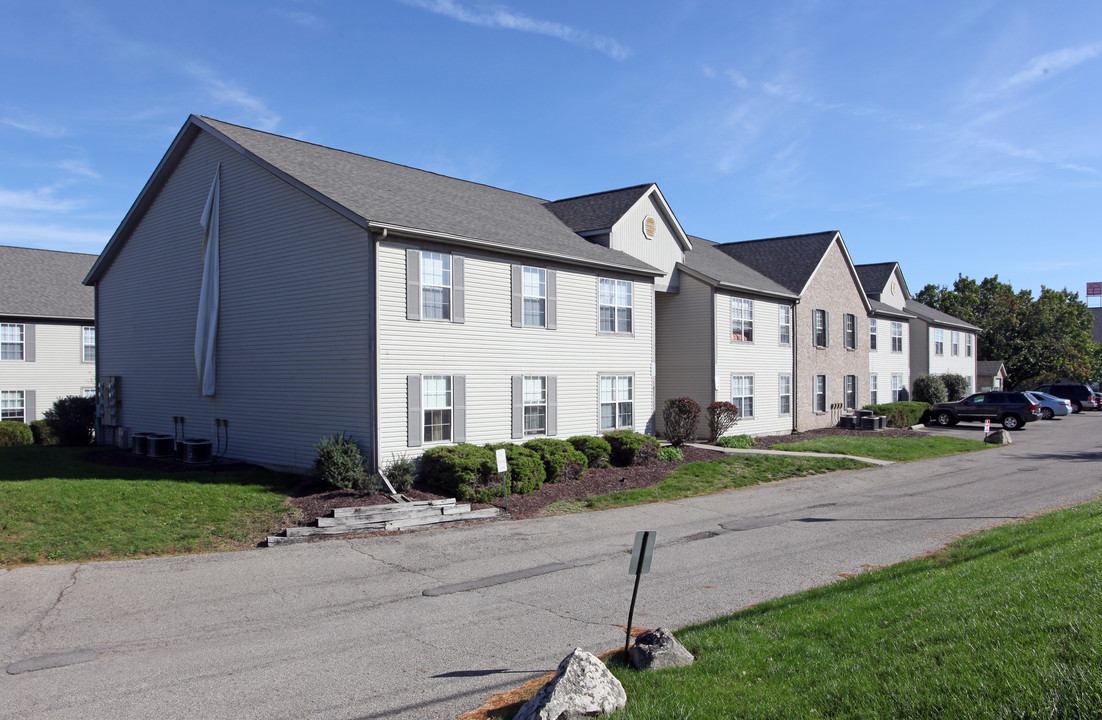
[984,418,991,436]
[496,448,509,513]
[625,530,657,658]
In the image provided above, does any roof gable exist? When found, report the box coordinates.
[0,245,96,320]
[680,236,795,299]
[712,231,838,295]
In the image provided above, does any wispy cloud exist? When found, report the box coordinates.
[184,63,282,131]
[400,0,630,60]
[0,116,66,138]
[1001,43,1102,92]
[0,187,81,213]
[274,9,324,29]
[53,159,102,180]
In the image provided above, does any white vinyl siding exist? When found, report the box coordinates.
[606,191,686,292]
[869,318,907,401]
[928,327,977,383]
[0,323,92,421]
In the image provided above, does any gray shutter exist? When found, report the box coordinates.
[25,389,36,422]
[407,375,422,447]
[511,375,524,439]
[546,270,557,330]
[451,256,465,324]
[406,249,420,321]
[452,375,466,442]
[24,323,35,362]
[546,376,557,436]
[511,265,523,328]
[812,311,819,345]
[825,312,831,347]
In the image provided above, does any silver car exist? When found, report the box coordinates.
[1024,391,1072,420]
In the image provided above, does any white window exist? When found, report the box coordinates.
[951,331,960,356]
[421,251,452,321]
[422,375,452,442]
[731,298,753,342]
[731,375,754,418]
[523,375,547,435]
[870,374,879,405]
[891,322,903,352]
[844,314,856,349]
[600,375,633,430]
[1,390,24,422]
[966,334,974,358]
[814,376,827,413]
[934,328,944,356]
[779,306,792,345]
[522,267,546,327]
[813,310,828,347]
[779,374,792,415]
[869,318,877,351]
[82,326,96,363]
[82,388,96,399]
[599,279,633,334]
[892,374,903,402]
[844,375,857,410]
[1,323,24,361]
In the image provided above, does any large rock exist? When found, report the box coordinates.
[985,429,1013,445]
[629,627,695,670]
[514,648,627,720]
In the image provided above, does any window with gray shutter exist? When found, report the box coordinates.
[405,250,421,321]
[511,265,523,328]
[452,375,466,442]
[406,375,422,446]
[546,376,557,435]
[451,256,465,324]
[511,374,524,438]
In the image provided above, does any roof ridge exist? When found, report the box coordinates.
[715,230,838,247]
[0,244,99,258]
[547,183,654,205]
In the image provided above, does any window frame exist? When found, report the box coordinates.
[814,375,827,413]
[420,251,452,321]
[951,330,960,356]
[521,267,547,328]
[891,322,903,353]
[869,318,877,351]
[1,323,24,361]
[778,305,792,346]
[82,326,96,364]
[598,278,633,335]
[522,375,548,436]
[1,390,25,423]
[779,373,792,416]
[422,375,453,443]
[934,328,944,356]
[813,309,829,347]
[731,298,754,343]
[966,334,974,358]
[844,313,856,350]
[599,374,634,431]
[731,374,755,419]
[891,374,904,402]
[844,375,857,410]
[870,374,879,405]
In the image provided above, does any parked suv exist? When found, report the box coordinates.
[1031,383,1098,413]
[930,392,1040,430]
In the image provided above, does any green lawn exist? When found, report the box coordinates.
[0,446,301,566]
[604,500,1102,719]
[770,435,988,462]
[548,455,870,514]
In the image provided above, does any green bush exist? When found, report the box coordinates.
[421,443,493,500]
[485,443,546,498]
[383,454,416,492]
[657,445,683,462]
[662,397,701,447]
[706,401,741,443]
[862,401,932,428]
[911,374,948,405]
[717,434,755,449]
[523,438,588,484]
[44,395,95,446]
[30,420,58,446]
[941,373,971,401]
[357,474,387,494]
[603,430,661,466]
[567,435,612,468]
[0,421,33,447]
[314,433,370,490]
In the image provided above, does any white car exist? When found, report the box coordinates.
[1024,391,1072,420]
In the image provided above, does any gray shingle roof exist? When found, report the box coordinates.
[195,117,659,275]
[868,298,914,319]
[543,185,652,234]
[854,262,897,296]
[977,361,1005,376]
[0,245,95,320]
[681,236,795,298]
[904,299,980,331]
[711,231,839,295]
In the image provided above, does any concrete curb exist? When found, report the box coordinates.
[684,442,894,467]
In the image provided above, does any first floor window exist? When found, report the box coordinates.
[951,331,960,356]
[814,375,827,413]
[1,390,24,422]
[423,375,452,442]
[731,375,754,418]
[599,278,633,333]
[934,328,944,355]
[1,323,24,361]
[600,375,633,430]
[844,375,857,410]
[844,314,856,349]
[82,388,96,399]
[891,322,903,352]
[892,374,903,402]
[870,374,879,405]
[779,305,792,345]
[523,376,547,435]
[522,267,547,327]
[869,319,878,351]
[82,326,96,363]
[421,251,452,320]
[731,298,753,342]
[779,374,792,415]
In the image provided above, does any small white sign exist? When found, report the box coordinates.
[984,419,991,434]
[495,448,508,473]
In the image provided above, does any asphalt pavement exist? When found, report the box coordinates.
[2,413,1100,719]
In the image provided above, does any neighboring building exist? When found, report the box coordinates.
[906,298,979,394]
[0,245,97,423]
[1090,307,1102,345]
[977,361,1008,391]
[855,263,914,404]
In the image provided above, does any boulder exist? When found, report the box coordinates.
[629,627,695,670]
[985,429,1013,445]
[514,648,627,720]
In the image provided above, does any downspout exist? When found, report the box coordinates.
[370,227,387,474]
[792,299,800,433]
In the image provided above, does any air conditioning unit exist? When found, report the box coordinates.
[146,434,175,458]
[131,432,153,455]
[179,438,213,464]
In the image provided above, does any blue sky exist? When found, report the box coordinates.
[2,0,1100,299]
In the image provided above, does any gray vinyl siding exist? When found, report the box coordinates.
[609,193,685,292]
[95,130,375,471]
[376,240,655,464]
[654,274,712,439]
[0,321,94,420]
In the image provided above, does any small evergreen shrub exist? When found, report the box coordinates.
[485,443,546,498]
[603,430,661,466]
[420,443,494,500]
[383,454,416,492]
[567,435,612,468]
[44,395,96,446]
[911,374,948,405]
[941,373,970,401]
[0,421,33,447]
[717,434,755,449]
[523,438,588,484]
[706,401,740,443]
[662,397,701,447]
[862,401,931,428]
[657,445,683,462]
[314,433,370,490]
[356,473,387,494]
[30,420,58,446]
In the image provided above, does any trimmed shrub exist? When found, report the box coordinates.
[30,420,58,446]
[662,397,701,447]
[941,373,970,401]
[568,435,612,468]
[706,401,740,443]
[421,443,494,500]
[485,443,546,498]
[717,434,755,449]
[383,454,416,492]
[523,438,588,484]
[44,395,95,446]
[357,474,387,494]
[862,401,931,428]
[603,430,661,467]
[657,445,683,462]
[911,374,948,405]
[314,433,370,490]
[0,421,33,447]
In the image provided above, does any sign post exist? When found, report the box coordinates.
[984,419,991,436]
[495,448,509,513]
[625,530,657,659]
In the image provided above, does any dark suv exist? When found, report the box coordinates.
[930,392,1040,430]
[1031,383,1098,413]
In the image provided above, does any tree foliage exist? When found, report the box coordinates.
[916,275,1102,389]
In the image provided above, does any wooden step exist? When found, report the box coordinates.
[385,507,501,531]
[331,498,455,518]
[266,503,501,546]
[317,503,468,527]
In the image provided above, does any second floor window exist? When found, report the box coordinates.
[844,313,856,349]
[522,267,546,327]
[966,334,974,357]
[813,310,828,347]
[952,331,960,356]
[421,251,451,320]
[779,306,791,345]
[599,279,633,334]
[82,327,96,363]
[869,318,878,350]
[731,298,753,342]
[934,328,944,356]
[1,323,23,361]
[891,322,903,352]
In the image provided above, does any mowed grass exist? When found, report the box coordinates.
[606,500,1102,719]
[771,435,988,462]
[0,446,301,566]
[551,455,870,514]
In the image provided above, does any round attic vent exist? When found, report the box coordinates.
[643,216,657,240]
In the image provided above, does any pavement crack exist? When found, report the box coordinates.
[346,541,441,581]
[16,564,82,648]
[498,595,618,630]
